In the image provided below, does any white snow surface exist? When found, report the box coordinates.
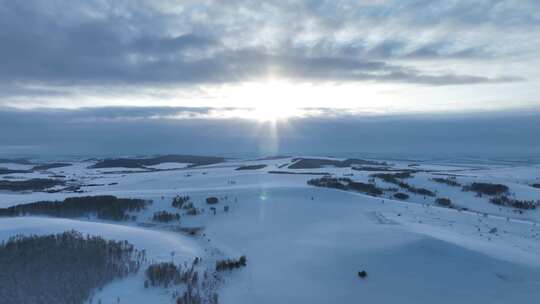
[1,156,540,303]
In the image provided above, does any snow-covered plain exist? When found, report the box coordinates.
[1,156,540,303]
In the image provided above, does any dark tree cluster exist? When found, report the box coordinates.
[371,173,435,197]
[215,256,247,271]
[206,197,219,205]
[176,285,218,304]
[489,196,538,210]
[352,166,394,172]
[399,183,435,197]
[463,182,509,196]
[0,231,143,304]
[307,177,347,191]
[0,195,149,221]
[46,185,83,193]
[235,164,267,170]
[0,168,31,174]
[307,177,383,196]
[178,200,200,216]
[90,155,225,169]
[531,183,540,189]
[0,158,32,165]
[32,163,72,171]
[0,178,65,191]
[152,211,181,222]
[348,181,384,196]
[145,262,197,288]
[145,261,219,304]
[394,193,409,200]
[370,172,413,184]
[431,177,461,187]
[307,176,352,190]
[435,198,453,207]
[289,158,386,169]
[178,227,204,236]
[172,196,191,209]
[176,286,202,304]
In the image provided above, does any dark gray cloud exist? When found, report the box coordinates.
[0,0,535,99]
[1,106,540,158]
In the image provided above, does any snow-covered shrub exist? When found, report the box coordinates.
[216,256,247,271]
[435,198,453,207]
[394,193,409,200]
[206,197,219,205]
[358,270,368,278]
[172,196,191,209]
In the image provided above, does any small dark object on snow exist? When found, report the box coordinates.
[489,227,497,234]
[206,197,219,205]
[358,270,368,278]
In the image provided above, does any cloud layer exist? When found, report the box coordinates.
[1,106,539,157]
[1,0,539,102]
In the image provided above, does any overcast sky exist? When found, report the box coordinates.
[1,1,539,156]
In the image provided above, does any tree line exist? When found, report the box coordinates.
[371,173,436,197]
[0,231,144,304]
[0,195,150,221]
[307,177,384,197]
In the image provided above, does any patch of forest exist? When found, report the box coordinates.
[145,261,197,288]
[90,155,225,169]
[308,177,383,196]
[235,164,267,170]
[0,195,150,221]
[172,196,191,209]
[289,158,387,169]
[145,260,219,304]
[462,182,509,196]
[0,178,65,191]
[393,192,409,200]
[215,256,247,271]
[370,172,412,183]
[0,231,143,304]
[32,163,72,171]
[435,198,453,207]
[431,177,461,187]
[152,211,181,222]
[0,168,31,174]
[351,166,404,172]
[489,196,538,210]
[371,172,435,197]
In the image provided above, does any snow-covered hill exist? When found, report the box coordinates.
[1,156,539,303]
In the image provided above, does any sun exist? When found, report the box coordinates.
[226,80,307,122]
